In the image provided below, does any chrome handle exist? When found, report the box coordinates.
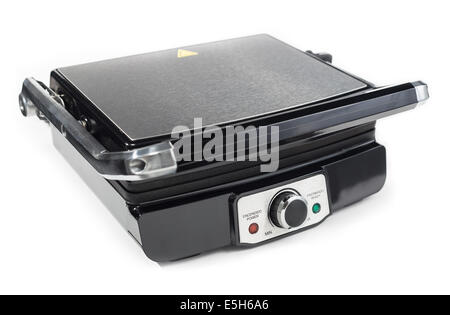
[274,81,429,141]
[19,78,177,181]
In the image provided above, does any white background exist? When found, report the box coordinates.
[1,0,449,295]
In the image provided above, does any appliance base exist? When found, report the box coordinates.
[53,126,386,262]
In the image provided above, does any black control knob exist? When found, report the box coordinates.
[269,190,308,229]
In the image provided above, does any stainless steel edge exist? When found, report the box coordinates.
[414,81,430,106]
[19,77,177,181]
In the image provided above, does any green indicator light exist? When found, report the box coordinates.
[312,203,321,214]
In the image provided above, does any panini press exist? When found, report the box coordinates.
[19,35,429,262]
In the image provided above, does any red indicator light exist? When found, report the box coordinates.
[249,223,259,234]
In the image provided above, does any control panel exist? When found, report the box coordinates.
[237,173,330,244]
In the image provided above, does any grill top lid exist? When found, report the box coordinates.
[56,34,367,142]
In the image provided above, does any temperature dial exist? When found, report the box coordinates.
[269,190,308,229]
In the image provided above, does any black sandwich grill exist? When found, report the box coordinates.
[19,35,429,262]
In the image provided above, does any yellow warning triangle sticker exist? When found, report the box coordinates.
[177,49,198,58]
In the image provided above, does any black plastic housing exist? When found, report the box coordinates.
[136,142,386,262]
